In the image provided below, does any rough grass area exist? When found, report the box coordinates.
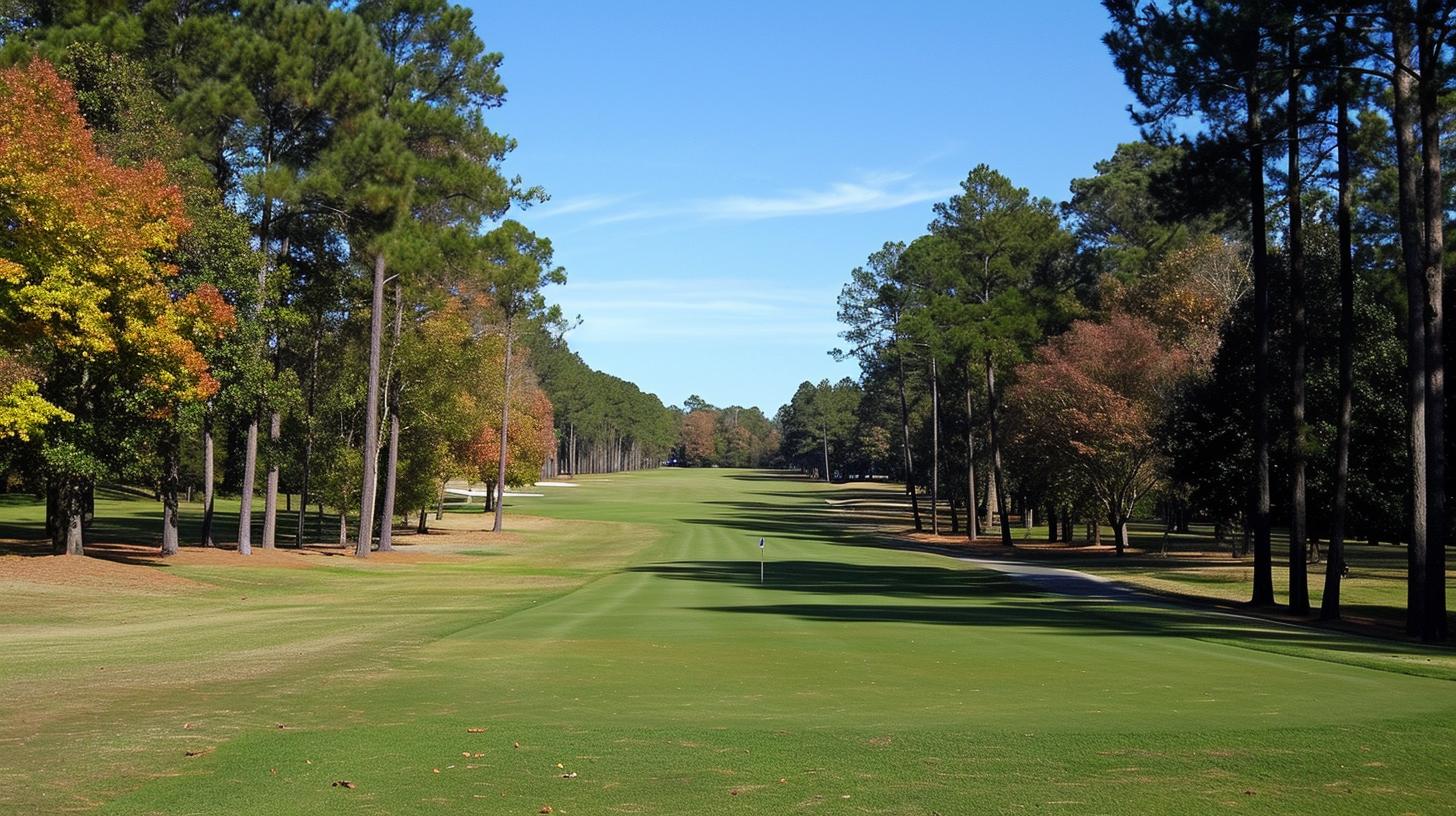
[1,470,1454,814]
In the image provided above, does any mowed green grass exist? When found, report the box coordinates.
[2,470,1455,815]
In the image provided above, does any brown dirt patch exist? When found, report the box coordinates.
[0,509,558,586]
[0,550,204,591]
[0,529,491,588]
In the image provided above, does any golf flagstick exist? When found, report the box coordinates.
[759,537,765,584]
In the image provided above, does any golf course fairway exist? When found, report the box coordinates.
[4,468,1455,815]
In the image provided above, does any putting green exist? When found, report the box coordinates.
[6,469,1455,814]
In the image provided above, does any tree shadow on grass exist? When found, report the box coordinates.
[629,559,1032,600]
[627,558,1456,674]
[678,493,918,547]
[0,486,354,555]
[678,476,1449,636]
[725,471,818,483]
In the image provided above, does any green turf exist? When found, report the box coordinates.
[3,469,1455,814]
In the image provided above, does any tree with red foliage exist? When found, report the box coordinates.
[1007,314,1191,554]
[681,409,719,465]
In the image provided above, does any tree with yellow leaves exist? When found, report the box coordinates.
[0,60,220,554]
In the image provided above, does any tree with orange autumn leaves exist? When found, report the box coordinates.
[1005,313,1191,554]
[458,341,556,508]
[460,381,556,504]
[0,59,227,554]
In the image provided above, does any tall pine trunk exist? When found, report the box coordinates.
[379,411,401,551]
[1286,31,1310,613]
[239,416,257,556]
[1392,13,1428,633]
[356,252,388,557]
[984,426,998,533]
[378,283,406,552]
[1418,7,1447,641]
[296,332,320,548]
[896,349,923,531]
[242,189,272,557]
[965,380,978,541]
[1247,80,1275,607]
[823,423,831,483]
[201,412,216,548]
[1324,19,1355,620]
[493,324,513,533]
[985,355,1012,547]
[930,356,939,535]
[262,409,280,548]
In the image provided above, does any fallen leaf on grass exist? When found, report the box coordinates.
[539,806,553,814]
[561,772,577,779]
[184,749,211,758]
[467,727,487,733]
[432,768,440,774]
[513,741,521,749]
[182,722,195,730]
[331,780,356,789]
[275,723,289,730]
[555,763,563,769]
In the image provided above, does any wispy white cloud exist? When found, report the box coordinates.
[565,277,824,305]
[529,193,636,220]
[587,206,671,226]
[558,170,955,228]
[572,317,841,342]
[554,276,838,345]
[695,177,955,220]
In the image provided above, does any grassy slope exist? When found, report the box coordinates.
[2,469,1454,815]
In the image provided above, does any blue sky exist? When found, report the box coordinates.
[474,1,1142,414]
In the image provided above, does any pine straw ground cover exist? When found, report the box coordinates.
[1,469,1454,815]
